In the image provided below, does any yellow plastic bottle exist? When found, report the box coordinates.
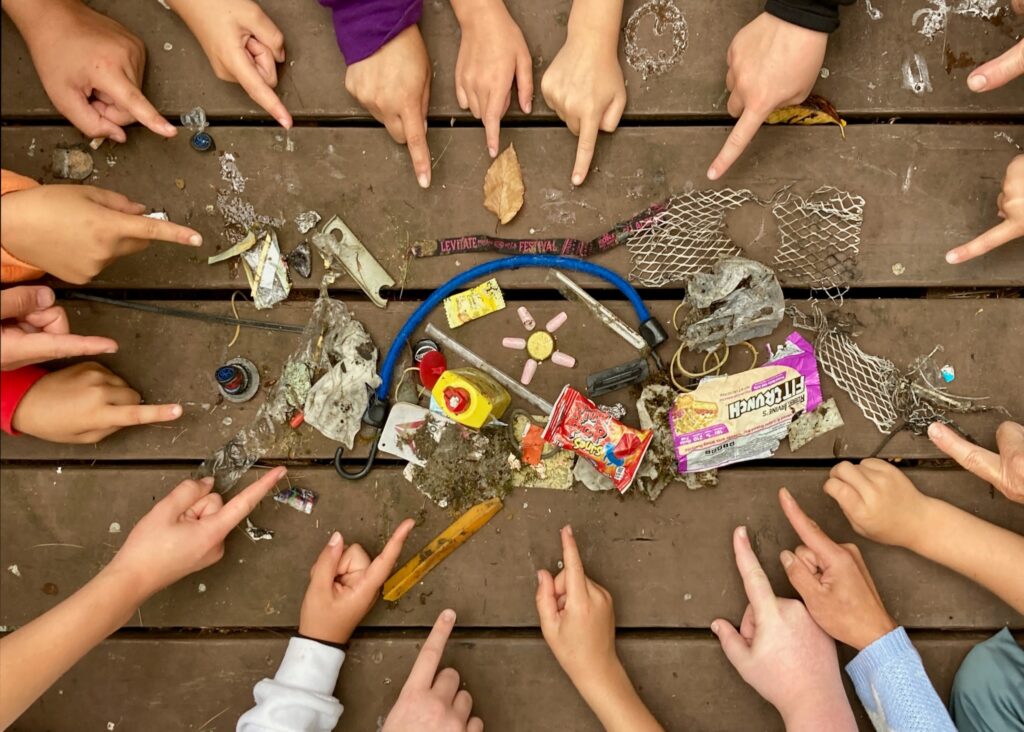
[432,368,511,429]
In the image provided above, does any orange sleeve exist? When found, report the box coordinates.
[1,169,45,283]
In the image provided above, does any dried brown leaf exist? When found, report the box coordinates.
[483,143,524,225]
[766,94,847,139]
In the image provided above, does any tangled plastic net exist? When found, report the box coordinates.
[789,304,999,434]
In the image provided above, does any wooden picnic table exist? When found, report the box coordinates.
[1,0,1022,729]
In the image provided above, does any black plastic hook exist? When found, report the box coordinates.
[334,393,390,481]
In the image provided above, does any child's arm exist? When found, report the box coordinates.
[535,526,664,732]
[1,181,201,285]
[540,0,626,187]
[449,0,532,157]
[237,520,415,732]
[824,456,1024,613]
[9,362,182,442]
[1,286,117,371]
[382,609,484,731]
[0,468,287,728]
[320,1,432,188]
[1,0,173,142]
[714,525,857,731]
[778,488,956,732]
[164,0,292,129]
[709,0,854,181]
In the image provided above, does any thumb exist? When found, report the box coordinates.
[1,286,55,320]
[780,550,819,603]
[711,619,749,669]
[310,531,345,587]
[967,40,1024,92]
[57,88,127,143]
[535,569,559,632]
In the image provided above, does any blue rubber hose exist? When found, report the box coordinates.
[376,254,654,402]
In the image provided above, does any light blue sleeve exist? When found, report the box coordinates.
[845,627,956,732]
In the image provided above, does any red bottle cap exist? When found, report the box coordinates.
[418,350,447,389]
[443,386,471,414]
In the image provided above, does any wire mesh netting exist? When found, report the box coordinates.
[626,187,865,296]
[789,305,1000,434]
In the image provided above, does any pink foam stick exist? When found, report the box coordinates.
[517,306,536,331]
[502,337,527,350]
[521,358,539,385]
[551,351,576,368]
[545,311,568,333]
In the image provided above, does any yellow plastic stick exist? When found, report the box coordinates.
[383,498,503,602]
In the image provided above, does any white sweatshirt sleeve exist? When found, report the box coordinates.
[236,637,346,732]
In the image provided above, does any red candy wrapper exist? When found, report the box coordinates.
[542,386,652,493]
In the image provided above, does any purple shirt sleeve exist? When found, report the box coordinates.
[319,0,423,65]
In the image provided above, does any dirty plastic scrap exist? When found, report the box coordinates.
[200,291,378,490]
[675,257,785,352]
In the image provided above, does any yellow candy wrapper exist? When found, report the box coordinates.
[444,278,506,328]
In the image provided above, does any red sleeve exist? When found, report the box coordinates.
[1,366,47,435]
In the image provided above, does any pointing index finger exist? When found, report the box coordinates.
[560,525,588,599]
[732,525,776,616]
[946,220,1021,264]
[366,518,416,586]
[211,466,287,534]
[708,106,766,181]
[103,73,176,138]
[927,421,1002,486]
[778,487,840,559]
[572,115,600,186]
[408,609,456,689]
[119,212,203,247]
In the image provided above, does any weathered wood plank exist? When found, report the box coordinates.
[3,1,1022,119]
[11,633,1002,732]
[2,125,1022,289]
[2,466,1021,630]
[1,298,1020,462]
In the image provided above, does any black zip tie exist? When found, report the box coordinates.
[65,293,306,334]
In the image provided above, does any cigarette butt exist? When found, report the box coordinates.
[545,312,568,333]
[89,137,105,150]
[517,306,535,331]
[502,337,527,350]
[551,351,576,368]
[521,359,538,385]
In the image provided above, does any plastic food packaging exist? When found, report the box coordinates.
[432,368,511,429]
[542,386,652,493]
[444,278,506,328]
[669,332,822,472]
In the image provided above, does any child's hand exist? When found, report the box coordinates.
[0,185,202,285]
[299,519,416,645]
[928,421,1024,504]
[778,488,897,651]
[1,286,116,370]
[708,13,827,181]
[345,26,432,189]
[11,362,182,443]
[966,0,1022,93]
[452,0,533,157]
[713,526,856,731]
[824,459,933,548]
[167,0,292,129]
[535,525,619,693]
[541,14,626,186]
[105,467,286,597]
[7,0,174,142]
[383,609,484,732]
[946,155,1024,264]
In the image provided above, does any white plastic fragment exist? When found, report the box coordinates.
[7,565,21,578]
[109,522,121,534]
